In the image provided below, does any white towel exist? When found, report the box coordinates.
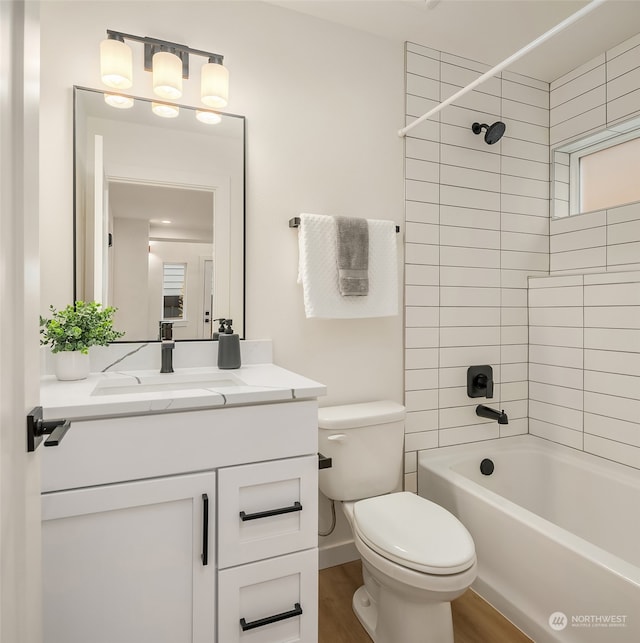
[297,213,398,319]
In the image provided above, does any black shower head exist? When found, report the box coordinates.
[472,121,506,145]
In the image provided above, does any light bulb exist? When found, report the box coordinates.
[201,60,229,108]
[104,93,134,109]
[153,51,183,99]
[152,102,180,118]
[100,37,133,89]
[196,110,222,125]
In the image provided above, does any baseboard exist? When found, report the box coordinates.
[319,539,359,569]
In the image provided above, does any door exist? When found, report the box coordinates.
[41,472,216,643]
[0,2,43,642]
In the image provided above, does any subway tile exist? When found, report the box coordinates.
[502,70,548,92]
[405,430,439,451]
[501,213,549,237]
[439,423,499,446]
[584,369,640,400]
[550,247,606,272]
[584,413,640,448]
[439,405,486,429]
[529,363,583,390]
[584,282,640,306]
[584,306,640,329]
[584,434,640,471]
[406,348,439,370]
[606,90,640,126]
[550,209,606,234]
[608,241,640,267]
[584,348,640,377]
[500,381,528,402]
[501,231,548,253]
[439,205,500,230]
[550,105,606,147]
[501,137,548,164]
[439,326,500,347]
[404,451,418,474]
[440,266,501,288]
[529,307,583,327]
[440,82,500,114]
[500,344,528,364]
[529,344,583,369]
[608,219,640,246]
[405,116,440,143]
[406,222,440,244]
[405,264,439,286]
[550,226,606,253]
[607,201,640,225]
[500,417,528,438]
[406,51,440,80]
[405,410,439,433]
[440,145,500,174]
[504,120,549,146]
[441,123,500,153]
[550,54,604,93]
[440,345,500,368]
[440,225,500,249]
[405,327,439,349]
[440,164,500,193]
[440,307,500,327]
[405,285,439,306]
[406,242,439,265]
[406,158,439,183]
[584,328,640,353]
[406,306,439,327]
[529,285,583,307]
[502,156,549,182]
[406,200,439,225]
[502,78,548,109]
[406,137,439,163]
[501,193,549,217]
[501,307,528,326]
[503,269,546,289]
[529,326,583,349]
[440,185,500,211]
[440,246,500,268]
[501,326,527,345]
[406,42,440,60]
[528,274,584,288]
[502,175,549,200]
[606,33,640,61]
[406,179,439,203]
[405,368,439,391]
[501,288,528,308]
[607,66,640,101]
[550,86,606,128]
[501,250,548,271]
[501,399,528,419]
[530,381,583,410]
[406,389,439,412]
[440,286,501,307]
[441,62,501,95]
[584,391,640,426]
[529,400,582,431]
[529,419,583,450]
[406,73,440,100]
[440,51,491,75]
[500,363,527,382]
[502,98,548,127]
[551,65,605,109]
[404,473,418,493]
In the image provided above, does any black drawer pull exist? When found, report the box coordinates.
[201,494,209,566]
[239,501,302,522]
[240,602,303,631]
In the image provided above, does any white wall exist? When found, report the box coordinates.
[39,1,404,407]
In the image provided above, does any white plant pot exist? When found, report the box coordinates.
[54,351,90,381]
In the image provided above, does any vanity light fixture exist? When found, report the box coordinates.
[196,109,222,125]
[100,29,229,108]
[103,93,134,109]
[152,102,180,119]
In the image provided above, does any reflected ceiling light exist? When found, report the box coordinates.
[99,29,229,111]
[152,102,180,118]
[104,93,134,109]
[100,33,133,89]
[196,109,222,125]
[201,57,229,108]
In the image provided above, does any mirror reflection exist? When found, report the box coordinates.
[74,86,245,341]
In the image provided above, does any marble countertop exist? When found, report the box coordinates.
[40,363,327,420]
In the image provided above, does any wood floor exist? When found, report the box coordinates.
[319,560,532,643]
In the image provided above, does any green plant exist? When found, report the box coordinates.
[40,301,125,354]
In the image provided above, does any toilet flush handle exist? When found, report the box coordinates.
[327,433,347,442]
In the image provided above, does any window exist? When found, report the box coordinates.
[162,263,186,320]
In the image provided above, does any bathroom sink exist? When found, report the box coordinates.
[92,371,246,396]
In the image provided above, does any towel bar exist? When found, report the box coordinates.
[289,216,400,233]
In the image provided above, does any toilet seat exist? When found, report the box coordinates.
[353,492,476,575]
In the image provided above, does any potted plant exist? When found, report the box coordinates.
[40,301,125,380]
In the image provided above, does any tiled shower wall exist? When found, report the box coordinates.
[403,42,550,491]
[528,32,640,471]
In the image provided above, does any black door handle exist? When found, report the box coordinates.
[239,501,302,522]
[201,493,209,566]
[240,603,303,631]
[27,406,71,452]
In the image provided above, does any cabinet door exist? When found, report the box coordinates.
[218,548,318,643]
[218,455,318,568]
[42,472,216,643]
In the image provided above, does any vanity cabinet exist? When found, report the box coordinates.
[41,400,319,643]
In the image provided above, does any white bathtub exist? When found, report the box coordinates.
[418,435,640,643]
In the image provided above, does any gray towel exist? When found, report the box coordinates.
[335,216,369,296]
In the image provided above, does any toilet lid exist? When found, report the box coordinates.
[353,492,476,575]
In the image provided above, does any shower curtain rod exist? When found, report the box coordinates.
[398,0,608,138]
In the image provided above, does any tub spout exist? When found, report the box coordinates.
[476,404,508,424]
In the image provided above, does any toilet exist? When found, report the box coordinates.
[318,401,477,643]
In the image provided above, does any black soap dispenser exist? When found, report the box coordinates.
[217,319,241,369]
[212,318,226,341]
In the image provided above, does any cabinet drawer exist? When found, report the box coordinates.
[218,455,318,568]
[218,548,318,643]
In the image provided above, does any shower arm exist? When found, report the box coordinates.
[398,0,608,138]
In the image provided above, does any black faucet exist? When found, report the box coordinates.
[476,404,508,424]
[159,321,174,374]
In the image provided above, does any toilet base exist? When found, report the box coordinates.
[352,585,377,640]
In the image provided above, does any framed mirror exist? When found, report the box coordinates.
[73,86,245,342]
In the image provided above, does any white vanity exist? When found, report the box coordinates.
[40,359,325,643]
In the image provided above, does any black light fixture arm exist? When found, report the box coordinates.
[105,29,224,79]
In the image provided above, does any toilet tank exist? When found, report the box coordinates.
[318,400,405,501]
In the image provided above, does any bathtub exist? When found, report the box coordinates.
[418,435,640,643]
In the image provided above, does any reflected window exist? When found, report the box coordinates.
[162,262,186,319]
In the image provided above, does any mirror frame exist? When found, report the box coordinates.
[72,85,246,341]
